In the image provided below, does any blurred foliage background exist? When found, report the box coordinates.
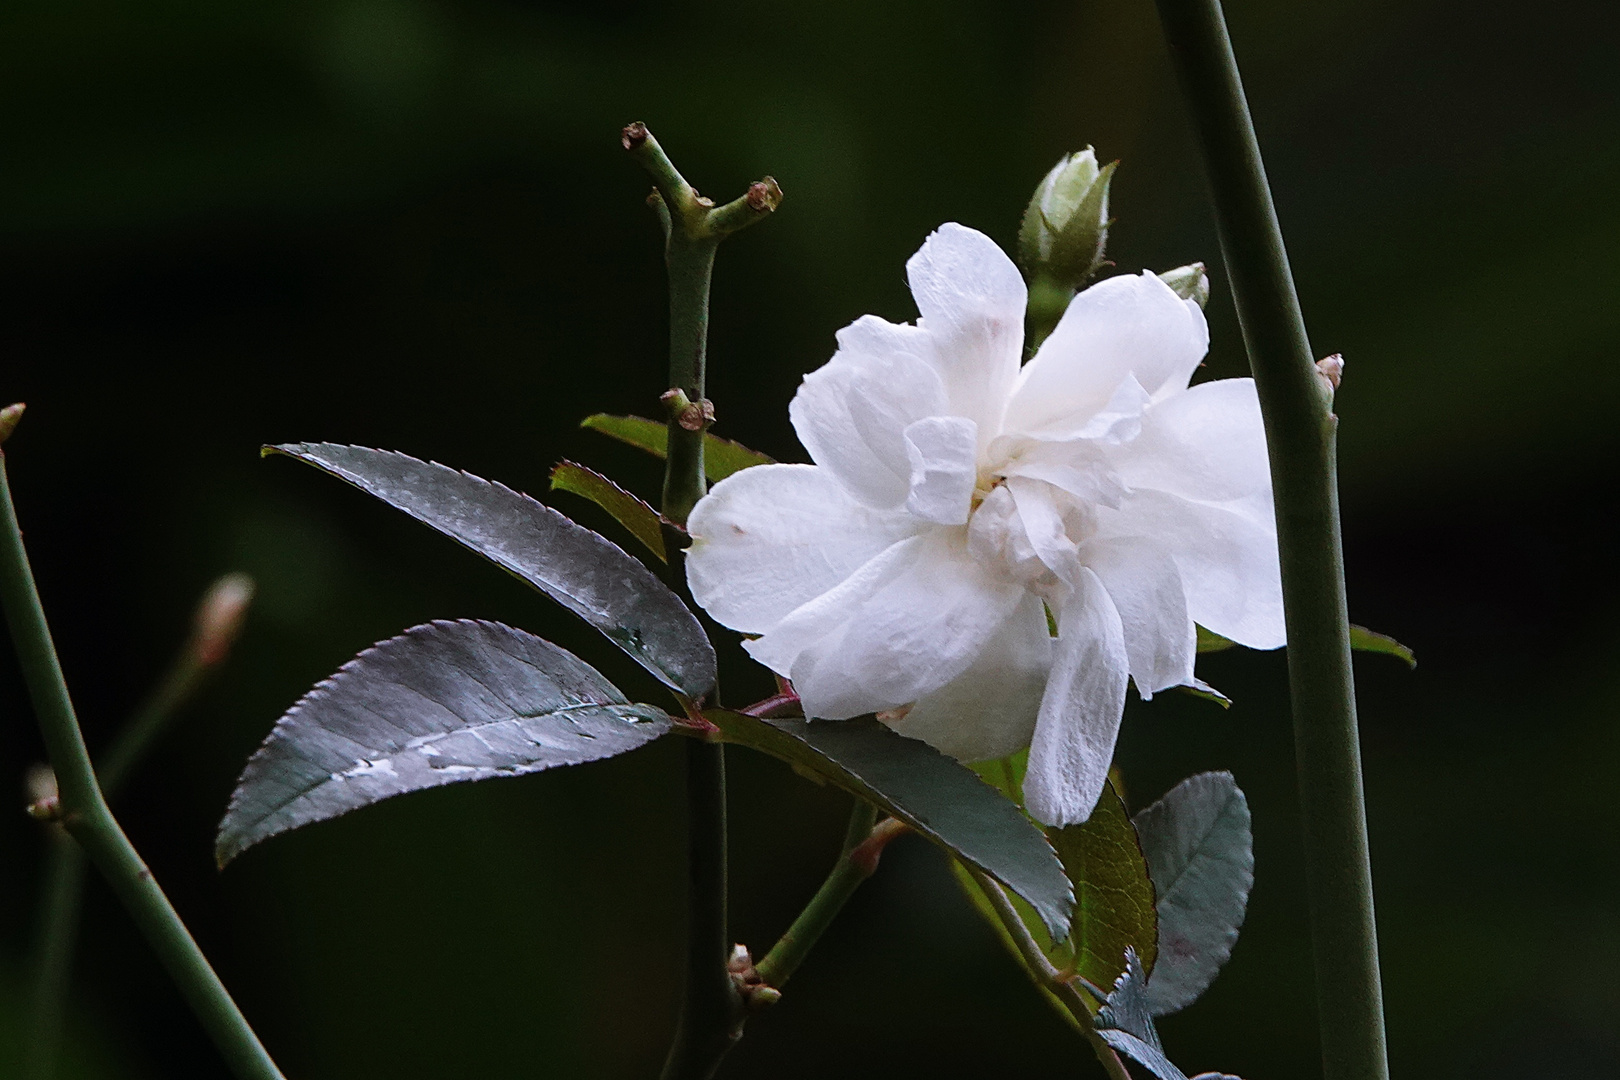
[2,0,1618,1076]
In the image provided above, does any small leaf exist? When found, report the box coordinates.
[550,460,667,562]
[1171,677,1231,709]
[1132,772,1254,1015]
[706,710,1073,941]
[1053,781,1159,992]
[1194,626,1235,653]
[1350,623,1416,668]
[217,620,671,865]
[1095,947,1161,1051]
[581,413,775,482]
[268,443,715,698]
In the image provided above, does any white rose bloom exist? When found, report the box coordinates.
[686,223,1284,826]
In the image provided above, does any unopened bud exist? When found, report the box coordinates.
[1158,262,1211,309]
[25,763,61,821]
[1018,149,1117,290]
[0,402,25,445]
[190,572,255,667]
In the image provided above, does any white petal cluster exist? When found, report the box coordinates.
[686,224,1284,826]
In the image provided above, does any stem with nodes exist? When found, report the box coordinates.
[1,429,284,1080]
[624,122,779,1080]
[1150,4,1390,1078]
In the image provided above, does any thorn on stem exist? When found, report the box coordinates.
[1316,353,1344,391]
[25,763,62,822]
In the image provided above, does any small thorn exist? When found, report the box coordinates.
[0,402,26,445]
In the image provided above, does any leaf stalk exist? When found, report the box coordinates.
[1150,3,1389,1078]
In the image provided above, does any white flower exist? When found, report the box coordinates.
[686,224,1284,826]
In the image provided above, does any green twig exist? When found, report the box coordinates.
[1,450,284,1080]
[1149,4,1389,1079]
[625,123,779,1080]
[26,573,254,1080]
[753,803,893,988]
[967,868,1131,1080]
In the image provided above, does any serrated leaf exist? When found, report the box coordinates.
[1132,772,1253,1015]
[550,460,666,562]
[580,413,775,481]
[706,710,1073,941]
[217,620,671,864]
[268,443,715,698]
[1194,625,1235,653]
[1096,947,1161,1050]
[1349,623,1416,668]
[1053,780,1159,992]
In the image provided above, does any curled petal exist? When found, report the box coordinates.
[1024,567,1130,826]
[887,592,1052,761]
[1080,537,1195,698]
[1100,489,1284,650]
[686,464,923,634]
[903,416,978,525]
[1119,378,1271,505]
[790,325,948,509]
[747,530,1025,720]
[906,224,1026,443]
[1005,271,1208,440]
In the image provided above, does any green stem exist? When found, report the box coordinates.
[1150,4,1389,1079]
[26,829,86,1080]
[753,802,886,988]
[626,123,778,1080]
[1,454,285,1080]
[1025,273,1073,354]
[968,869,1130,1080]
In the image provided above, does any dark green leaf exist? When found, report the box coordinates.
[580,413,775,481]
[706,710,1073,941]
[1132,772,1253,1015]
[268,443,715,698]
[217,620,670,865]
[549,460,667,562]
[1194,626,1235,653]
[1171,677,1231,709]
[1053,781,1159,992]
[1349,623,1416,668]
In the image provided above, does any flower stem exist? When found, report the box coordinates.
[626,123,779,1080]
[753,803,892,988]
[1,454,284,1080]
[1149,4,1389,1079]
[967,868,1130,1080]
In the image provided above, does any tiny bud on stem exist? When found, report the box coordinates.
[189,572,256,667]
[0,403,25,445]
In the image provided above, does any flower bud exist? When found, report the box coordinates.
[1157,262,1211,309]
[1018,149,1116,290]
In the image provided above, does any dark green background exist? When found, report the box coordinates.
[3,0,1617,1076]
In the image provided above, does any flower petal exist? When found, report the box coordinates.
[1098,489,1284,650]
[1005,271,1208,440]
[1118,378,1271,505]
[789,317,949,509]
[906,224,1026,441]
[1079,536,1195,698]
[887,591,1052,762]
[903,416,979,525]
[686,464,923,634]
[1007,476,1082,588]
[1023,567,1130,827]
[746,529,1025,720]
